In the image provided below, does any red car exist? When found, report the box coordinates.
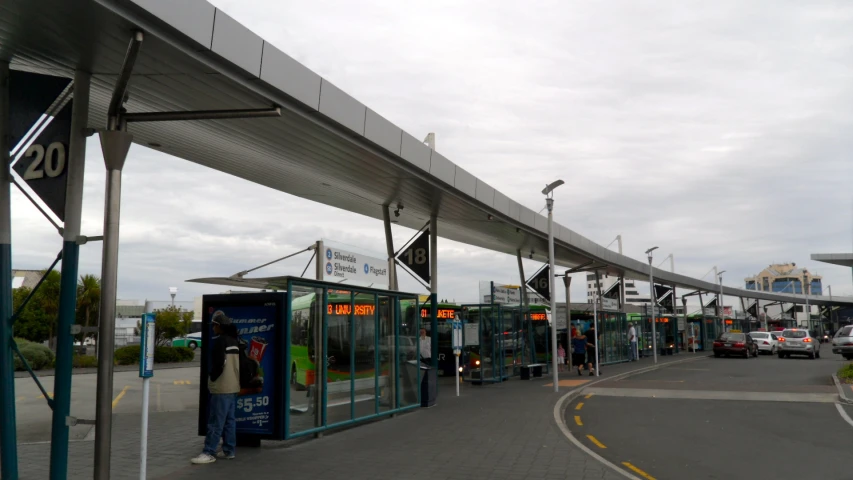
[713,332,758,358]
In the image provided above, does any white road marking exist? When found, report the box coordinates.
[834,403,853,428]
[583,387,838,403]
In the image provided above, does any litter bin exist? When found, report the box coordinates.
[420,363,436,408]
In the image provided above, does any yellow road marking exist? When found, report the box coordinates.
[112,385,129,409]
[575,402,584,411]
[36,392,54,399]
[574,415,583,426]
[173,380,191,385]
[585,393,593,399]
[544,379,589,387]
[587,435,606,449]
[622,462,656,480]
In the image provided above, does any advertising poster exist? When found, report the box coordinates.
[212,303,276,435]
[199,293,284,440]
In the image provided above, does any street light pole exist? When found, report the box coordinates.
[718,271,726,331]
[803,272,810,328]
[646,246,659,364]
[543,180,564,393]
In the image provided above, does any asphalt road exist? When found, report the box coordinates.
[14,365,200,444]
[566,351,853,480]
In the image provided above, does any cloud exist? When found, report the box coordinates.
[9,0,853,311]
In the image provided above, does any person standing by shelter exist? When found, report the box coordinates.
[557,344,566,372]
[192,312,240,465]
[585,325,601,376]
[419,328,432,365]
[628,322,638,361]
[572,330,591,376]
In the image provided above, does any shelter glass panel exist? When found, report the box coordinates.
[326,290,354,427]
[397,299,421,408]
[287,284,323,436]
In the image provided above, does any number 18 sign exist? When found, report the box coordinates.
[139,313,156,378]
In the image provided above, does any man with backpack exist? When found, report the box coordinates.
[192,311,240,464]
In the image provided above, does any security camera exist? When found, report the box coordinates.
[529,250,534,259]
[394,204,403,217]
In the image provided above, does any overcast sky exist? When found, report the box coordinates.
[10,0,853,308]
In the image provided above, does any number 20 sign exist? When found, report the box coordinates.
[11,102,73,222]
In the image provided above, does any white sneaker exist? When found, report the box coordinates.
[216,451,235,460]
[191,453,216,465]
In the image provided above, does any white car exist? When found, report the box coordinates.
[748,331,779,355]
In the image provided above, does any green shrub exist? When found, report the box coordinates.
[13,339,55,371]
[114,345,194,365]
[174,346,195,362]
[114,345,140,365]
[73,355,98,368]
[838,363,853,383]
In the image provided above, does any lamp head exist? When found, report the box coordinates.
[541,179,565,196]
[644,246,659,255]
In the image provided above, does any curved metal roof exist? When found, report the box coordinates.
[3,0,850,307]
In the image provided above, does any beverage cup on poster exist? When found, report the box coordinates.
[249,336,268,362]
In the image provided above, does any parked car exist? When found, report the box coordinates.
[831,325,853,360]
[172,332,202,350]
[747,332,779,355]
[713,332,758,358]
[777,329,820,359]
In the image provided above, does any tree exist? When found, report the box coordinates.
[12,286,51,342]
[76,274,100,341]
[148,305,194,346]
[35,270,61,349]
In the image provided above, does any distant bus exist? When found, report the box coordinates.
[402,301,462,376]
[462,304,550,380]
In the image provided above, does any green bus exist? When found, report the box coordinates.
[402,301,462,376]
[289,292,418,390]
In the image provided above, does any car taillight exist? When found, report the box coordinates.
[845,343,853,346]
[734,342,744,347]
[763,341,769,345]
[778,338,785,342]
[803,338,812,343]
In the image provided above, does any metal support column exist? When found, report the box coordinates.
[93,129,133,480]
[516,250,527,365]
[382,206,398,290]
[0,59,19,480]
[682,296,691,352]
[563,273,571,369]
[429,214,438,370]
[50,70,90,480]
[313,240,324,425]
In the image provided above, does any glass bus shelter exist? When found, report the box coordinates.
[197,277,423,442]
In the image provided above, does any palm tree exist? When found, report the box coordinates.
[77,274,101,341]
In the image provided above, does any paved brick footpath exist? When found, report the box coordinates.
[10,354,701,479]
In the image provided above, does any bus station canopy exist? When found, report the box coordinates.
[811,254,853,269]
[4,0,852,307]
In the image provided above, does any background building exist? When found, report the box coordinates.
[586,273,648,306]
[745,262,822,295]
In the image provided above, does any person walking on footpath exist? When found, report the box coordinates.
[628,322,638,361]
[557,343,566,372]
[572,330,591,376]
[585,325,601,376]
[192,311,241,465]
